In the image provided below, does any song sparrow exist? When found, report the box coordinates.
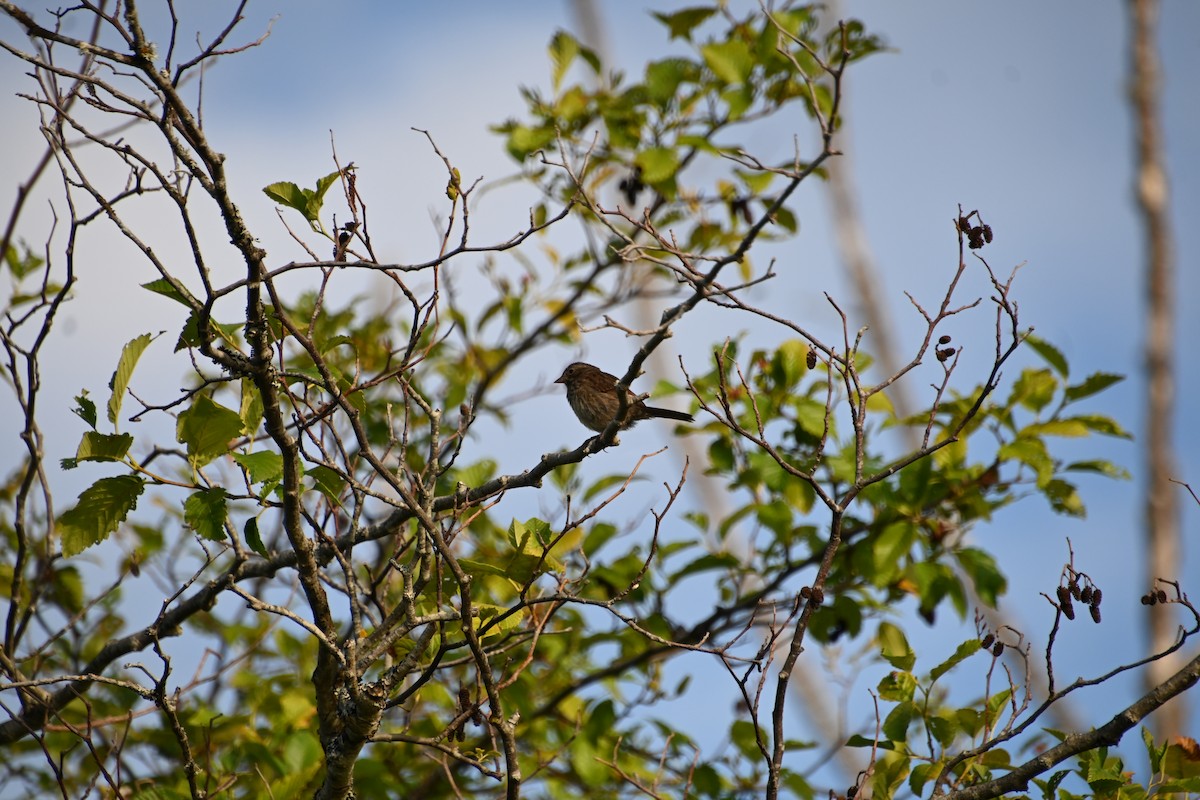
[555,362,694,432]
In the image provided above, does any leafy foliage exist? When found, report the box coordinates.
[0,3,1192,800]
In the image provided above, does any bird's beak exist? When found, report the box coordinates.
[553,374,565,384]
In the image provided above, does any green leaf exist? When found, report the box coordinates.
[1009,368,1058,413]
[671,552,741,581]
[233,451,283,485]
[877,621,915,671]
[240,379,264,437]
[929,639,982,684]
[459,558,512,579]
[1025,334,1069,377]
[176,395,246,469]
[548,30,579,91]
[307,465,346,503]
[244,516,268,558]
[502,124,556,161]
[910,761,943,796]
[877,670,916,703]
[476,603,526,639]
[1063,459,1131,480]
[263,181,307,214]
[645,58,697,105]
[306,171,340,222]
[1142,727,1165,775]
[263,172,340,223]
[998,435,1053,486]
[1035,769,1072,800]
[5,239,45,279]
[184,488,228,542]
[1071,413,1132,439]
[72,391,97,430]
[870,522,915,586]
[652,6,717,41]
[59,475,145,556]
[634,146,680,185]
[955,548,1007,606]
[74,431,133,463]
[1064,372,1124,403]
[107,333,153,427]
[730,719,765,760]
[774,339,809,388]
[1022,419,1090,438]
[141,278,194,307]
[1044,478,1085,517]
[882,701,914,743]
[701,39,753,84]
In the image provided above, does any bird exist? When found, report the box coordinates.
[554,362,694,432]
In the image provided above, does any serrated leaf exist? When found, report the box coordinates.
[1064,371,1124,403]
[929,639,982,684]
[1071,413,1132,439]
[262,181,307,213]
[141,278,194,308]
[653,6,717,41]
[882,701,914,744]
[548,30,579,91]
[177,395,245,469]
[1063,459,1131,480]
[476,603,526,639]
[75,431,133,463]
[59,475,145,556]
[108,333,153,427]
[73,391,97,429]
[1025,334,1069,377]
[184,488,228,542]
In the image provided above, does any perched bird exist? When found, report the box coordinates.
[554,362,694,432]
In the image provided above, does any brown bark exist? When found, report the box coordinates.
[1129,0,1183,738]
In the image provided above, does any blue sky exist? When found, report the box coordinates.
[2,0,1198,789]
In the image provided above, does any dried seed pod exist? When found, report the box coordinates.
[1090,588,1102,607]
[1069,581,1082,601]
[1157,589,1168,604]
[938,334,952,345]
[981,633,995,649]
[992,640,1004,657]
[982,224,994,243]
[847,786,858,799]
[811,587,825,605]
[937,347,955,362]
[1142,593,1154,605]
[800,586,812,599]
[1089,604,1102,624]
[1057,585,1073,606]
[806,348,818,369]
[1080,586,1093,604]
